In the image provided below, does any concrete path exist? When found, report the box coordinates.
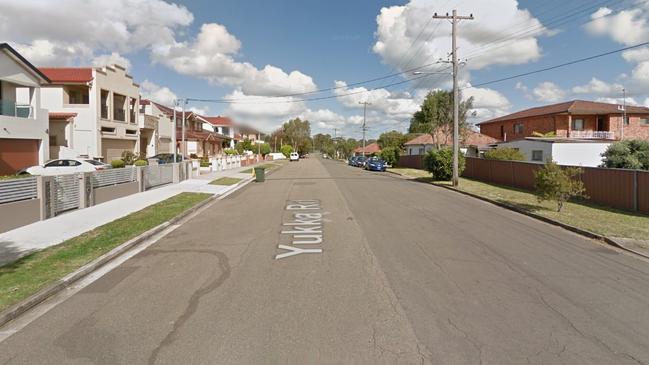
[2,157,649,364]
[0,165,258,266]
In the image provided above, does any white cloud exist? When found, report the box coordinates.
[595,96,639,106]
[92,52,131,69]
[373,0,548,74]
[532,82,566,102]
[151,23,317,96]
[463,86,511,121]
[140,80,177,107]
[1,0,192,66]
[333,81,420,119]
[585,6,649,46]
[572,78,624,96]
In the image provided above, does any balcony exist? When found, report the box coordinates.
[570,130,615,140]
[0,99,33,118]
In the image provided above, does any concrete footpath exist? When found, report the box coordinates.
[0,165,259,267]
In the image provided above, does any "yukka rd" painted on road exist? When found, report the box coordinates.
[275,200,325,260]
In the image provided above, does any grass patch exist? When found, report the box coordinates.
[447,178,649,240]
[241,163,283,175]
[0,192,211,312]
[388,167,431,179]
[210,177,242,186]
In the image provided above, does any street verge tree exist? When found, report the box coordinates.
[423,147,465,181]
[280,145,293,158]
[534,161,587,212]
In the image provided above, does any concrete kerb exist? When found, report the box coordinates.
[434,183,649,261]
[384,171,649,261]
[0,174,261,328]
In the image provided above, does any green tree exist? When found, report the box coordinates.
[484,148,526,161]
[254,143,271,156]
[380,147,400,166]
[235,139,254,154]
[423,147,465,181]
[601,140,649,170]
[409,90,474,146]
[276,118,312,155]
[280,144,294,158]
[378,130,407,150]
[339,138,359,159]
[534,161,587,212]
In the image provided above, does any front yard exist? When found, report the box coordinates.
[389,168,649,241]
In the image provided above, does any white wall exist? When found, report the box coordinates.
[497,140,552,163]
[552,143,610,167]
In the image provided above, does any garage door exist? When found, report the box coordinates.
[102,139,136,162]
[0,138,39,175]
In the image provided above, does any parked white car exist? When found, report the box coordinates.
[289,152,300,161]
[24,159,111,176]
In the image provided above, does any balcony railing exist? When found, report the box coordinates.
[0,99,33,118]
[570,130,615,140]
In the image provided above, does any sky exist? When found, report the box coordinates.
[1,0,649,139]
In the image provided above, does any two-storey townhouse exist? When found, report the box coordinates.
[139,99,175,156]
[478,100,649,142]
[203,116,236,149]
[176,113,230,157]
[0,44,51,175]
[40,65,140,162]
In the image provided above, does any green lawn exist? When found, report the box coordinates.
[389,168,649,241]
[388,167,431,179]
[0,192,211,312]
[241,162,284,174]
[210,177,242,185]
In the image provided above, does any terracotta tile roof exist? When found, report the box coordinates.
[405,130,498,147]
[478,100,649,125]
[48,112,77,121]
[405,134,434,145]
[354,142,381,154]
[203,116,233,126]
[39,67,93,83]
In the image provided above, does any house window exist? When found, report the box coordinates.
[101,127,115,134]
[113,93,126,121]
[624,116,630,125]
[500,125,505,138]
[513,123,524,134]
[640,118,649,125]
[532,150,543,162]
[419,147,424,155]
[571,118,584,131]
[100,90,110,119]
[125,129,137,135]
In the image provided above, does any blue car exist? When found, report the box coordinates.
[365,157,386,172]
[354,156,367,167]
[348,156,359,166]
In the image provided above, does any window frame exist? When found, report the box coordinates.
[532,150,544,162]
[571,118,585,131]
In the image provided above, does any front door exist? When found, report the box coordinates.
[597,116,606,131]
[140,137,148,157]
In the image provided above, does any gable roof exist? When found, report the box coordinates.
[39,67,93,84]
[0,43,50,83]
[405,134,434,145]
[478,100,649,126]
[203,116,233,127]
[405,130,498,147]
[354,142,381,154]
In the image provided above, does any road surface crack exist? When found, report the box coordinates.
[146,249,231,365]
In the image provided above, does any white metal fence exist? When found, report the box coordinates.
[53,174,80,215]
[92,167,137,188]
[144,164,174,189]
[0,177,38,204]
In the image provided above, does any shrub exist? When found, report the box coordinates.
[224,148,237,155]
[601,139,649,170]
[380,147,400,166]
[189,153,199,159]
[121,151,136,165]
[111,159,126,168]
[280,144,294,158]
[423,147,465,181]
[484,148,526,161]
[133,159,148,167]
[534,161,587,212]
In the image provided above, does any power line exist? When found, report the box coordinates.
[465,40,649,89]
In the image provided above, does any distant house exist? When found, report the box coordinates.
[404,130,498,156]
[203,116,236,149]
[139,99,176,156]
[478,100,649,142]
[40,64,141,162]
[495,138,612,167]
[354,142,381,156]
[0,43,51,174]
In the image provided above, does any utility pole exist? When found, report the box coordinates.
[173,100,178,162]
[359,101,371,157]
[433,10,473,187]
[181,98,187,161]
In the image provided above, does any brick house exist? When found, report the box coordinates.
[353,142,381,156]
[404,130,498,155]
[478,100,649,142]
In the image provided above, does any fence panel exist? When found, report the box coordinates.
[580,168,635,211]
[0,177,38,204]
[92,167,137,188]
[397,155,424,169]
[511,162,539,190]
[638,171,649,214]
[53,174,80,215]
[144,164,174,189]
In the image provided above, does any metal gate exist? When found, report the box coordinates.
[53,174,80,215]
[144,164,174,189]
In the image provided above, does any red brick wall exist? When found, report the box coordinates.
[480,115,566,141]
[609,115,649,140]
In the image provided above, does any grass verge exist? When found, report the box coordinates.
[210,177,243,186]
[241,162,284,174]
[0,192,211,312]
[390,168,649,241]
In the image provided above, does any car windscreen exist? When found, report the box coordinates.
[84,160,104,166]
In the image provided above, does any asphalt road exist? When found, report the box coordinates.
[1,157,649,364]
